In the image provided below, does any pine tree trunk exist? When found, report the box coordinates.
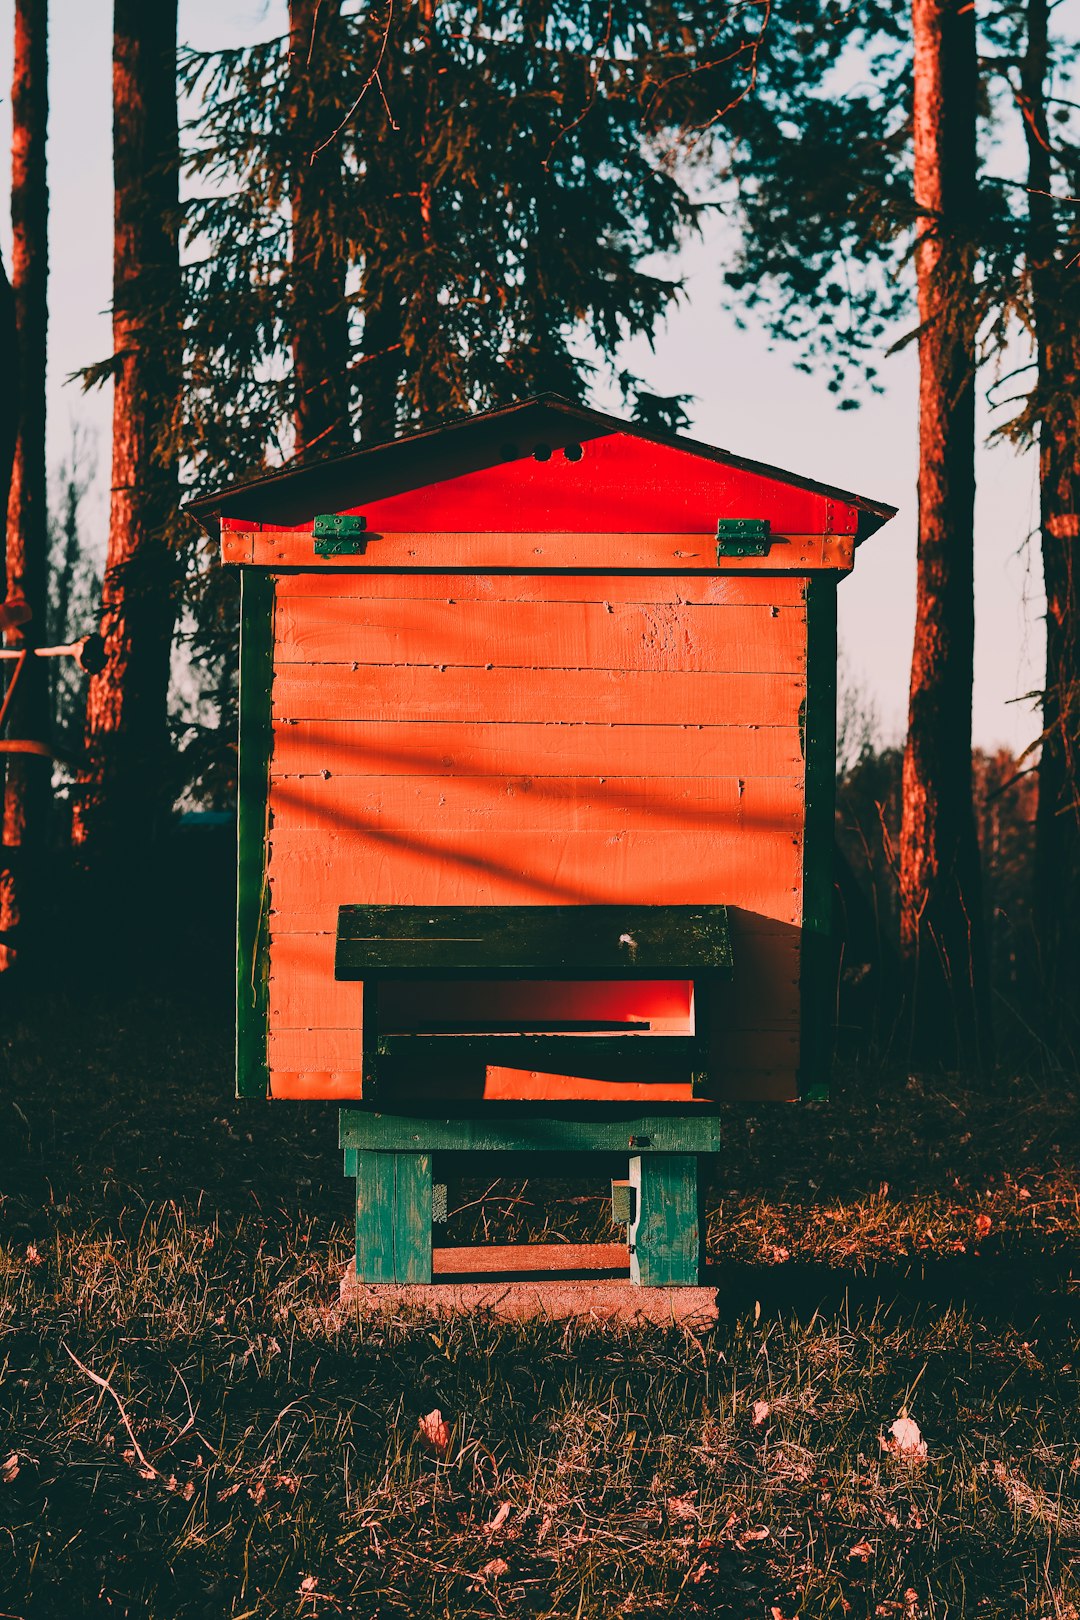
[356,3,417,445]
[71,0,181,863]
[899,0,990,1066]
[1021,0,1080,1046]
[0,258,16,600]
[289,0,353,458]
[0,0,49,972]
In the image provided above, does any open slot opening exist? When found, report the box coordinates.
[378,978,696,1037]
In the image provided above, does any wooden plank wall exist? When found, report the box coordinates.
[266,571,807,1101]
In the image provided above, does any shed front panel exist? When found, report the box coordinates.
[265,570,807,1102]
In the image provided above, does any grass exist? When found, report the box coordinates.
[3,986,1080,1617]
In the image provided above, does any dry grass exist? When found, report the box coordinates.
[3,988,1080,1617]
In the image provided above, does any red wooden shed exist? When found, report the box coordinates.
[188,395,895,1285]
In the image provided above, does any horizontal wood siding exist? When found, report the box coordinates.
[274,666,802,726]
[268,829,801,914]
[272,721,804,780]
[275,599,805,672]
[276,573,811,605]
[270,775,802,835]
[266,571,806,1101]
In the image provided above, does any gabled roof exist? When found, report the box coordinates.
[185,393,897,543]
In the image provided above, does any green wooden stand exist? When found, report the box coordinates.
[351,1150,434,1284]
[341,1112,715,1287]
[336,905,729,1289]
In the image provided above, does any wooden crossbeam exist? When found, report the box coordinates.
[335,903,732,978]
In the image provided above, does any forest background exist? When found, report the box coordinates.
[7,8,1080,1613]
[0,0,1076,1067]
[3,0,1040,758]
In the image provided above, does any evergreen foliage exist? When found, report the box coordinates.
[178,0,773,479]
[715,4,1064,407]
[174,0,770,804]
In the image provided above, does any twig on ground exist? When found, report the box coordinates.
[62,1343,158,1480]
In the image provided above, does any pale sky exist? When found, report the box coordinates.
[1,0,1045,755]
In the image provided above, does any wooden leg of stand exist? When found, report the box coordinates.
[629,1154,702,1286]
[354,1151,433,1283]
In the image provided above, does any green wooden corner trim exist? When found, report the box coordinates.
[799,574,838,1101]
[236,569,276,1099]
[339,1108,724,1155]
[629,1154,702,1285]
[353,1150,433,1283]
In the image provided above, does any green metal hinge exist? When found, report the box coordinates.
[716,518,771,559]
[314,513,368,556]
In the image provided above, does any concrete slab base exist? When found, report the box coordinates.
[339,1259,719,1325]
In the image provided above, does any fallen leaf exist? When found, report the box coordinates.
[1,1453,19,1484]
[481,1557,509,1580]
[904,1590,921,1618]
[848,1538,876,1562]
[299,1575,318,1599]
[486,1500,512,1533]
[182,1480,195,1501]
[25,1243,43,1267]
[1018,1187,1031,1201]
[766,1244,791,1264]
[248,1480,267,1504]
[738,1525,770,1546]
[418,1408,452,1455]
[666,1493,699,1522]
[975,1214,993,1240]
[690,1561,716,1584]
[881,1416,927,1460]
[751,1399,771,1428]
[537,1513,553,1543]
[274,1473,301,1494]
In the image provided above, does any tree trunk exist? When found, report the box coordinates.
[0,258,16,603]
[898,0,990,1066]
[289,0,353,458]
[0,0,49,973]
[1021,0,1080,1048]
[72,0,181,864]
